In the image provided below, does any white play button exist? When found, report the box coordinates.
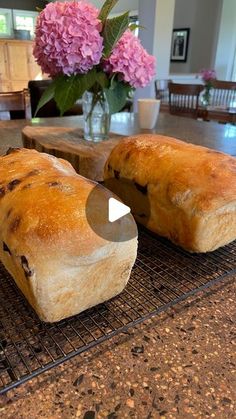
[108,197,131,223]
[85,183,137,242]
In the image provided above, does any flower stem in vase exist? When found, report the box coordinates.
[82,89,110,142]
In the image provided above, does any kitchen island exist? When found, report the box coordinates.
[0,113,235,418]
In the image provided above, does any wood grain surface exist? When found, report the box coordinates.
[22,126,123,181]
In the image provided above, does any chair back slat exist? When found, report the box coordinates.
[0,89,31,120]
[168,82,204,118]
[210,80,236,108]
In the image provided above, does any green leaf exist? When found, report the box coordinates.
[98,0,119,23]
[102,12,130,58]
[96,72,109,89]
[129,23,145,32]
[104,81,130,114]
[34,78,58,117]
[54,75,77,116]
[54,70,97,115]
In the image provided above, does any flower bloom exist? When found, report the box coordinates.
[33,1,103,77]
[103,30,156,88]
[199,69,217,83]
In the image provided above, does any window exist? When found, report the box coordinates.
[0,15,7,33]
[15,16,34,37]
[0,8,38,39]
[0,9,12,37]
[13,10,38,39]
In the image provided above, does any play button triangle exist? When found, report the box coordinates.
[108,197,131,223]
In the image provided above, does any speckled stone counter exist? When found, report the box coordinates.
[0,115,235,418]
[0,278,235,419]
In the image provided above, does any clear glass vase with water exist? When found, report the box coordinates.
[82,91,110,142]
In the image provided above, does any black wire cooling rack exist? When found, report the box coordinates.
[0,228,236,395]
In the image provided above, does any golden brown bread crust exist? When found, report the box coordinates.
[104,134,236,252]
[0,148,137,322]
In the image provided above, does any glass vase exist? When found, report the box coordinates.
[82,91,110,142]
[201,85,211,107]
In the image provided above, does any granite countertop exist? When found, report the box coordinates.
[0,116,235,418]
[0,278,235,418]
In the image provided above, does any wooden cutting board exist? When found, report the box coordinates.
[22,126,124,182]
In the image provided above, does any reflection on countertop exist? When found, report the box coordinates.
[0,112,236,156]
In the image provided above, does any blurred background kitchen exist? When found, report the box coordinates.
[0,0,235,93]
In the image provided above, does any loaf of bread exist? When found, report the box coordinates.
[104,134,236,253]
[0,148,137,322]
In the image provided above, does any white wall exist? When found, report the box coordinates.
[214,0,236,80]
[170,0,222,74]
[153,0,175,79]
[190,0,222,72]
[134,0,175,106]
[170,0,197,73]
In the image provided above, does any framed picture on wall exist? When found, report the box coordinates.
[171,28,190,62]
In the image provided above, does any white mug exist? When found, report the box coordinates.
[138,98,160,129]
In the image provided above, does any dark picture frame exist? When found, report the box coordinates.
[171,28,190,62]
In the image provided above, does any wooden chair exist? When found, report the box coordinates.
[168,82,204,118]
[28,79,83,118]
[210,80,236,108]
[0,89,31,120]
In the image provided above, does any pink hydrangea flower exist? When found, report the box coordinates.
[33,1,103,77]
[103,30,156,88]
[200,69,217,83]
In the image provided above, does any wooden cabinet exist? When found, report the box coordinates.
[27,43,42,80]
[0,42,9,81]
[0,42,11,91]
[0,39,43,92]
[7,42,30,81]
